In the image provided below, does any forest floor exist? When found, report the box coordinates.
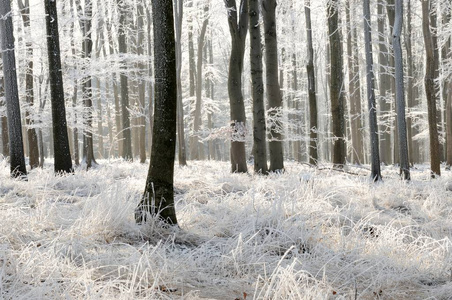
[0,158,451,299]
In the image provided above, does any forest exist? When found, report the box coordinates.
[0,0,451,299]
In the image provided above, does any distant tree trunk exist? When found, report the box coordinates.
[137,0,147,163]
[327,0,346,167]
[422,0,441,177]
[225,0,249,173]
[117,0,133,161]
[262,0,284,172]
[393,0,410,180]
[404,0,415,165]
[0,76,8,156]
[70,0,80,165]
[135,0,178,225]
[305,0,318,166]
[250,0,268,174]
[0,2,27,177]
[44,0,73,174]
[363,0,382,181]
[188,0,196,100]
[18,0,39,169]
[377,0,391,165]
[173,0,187,166]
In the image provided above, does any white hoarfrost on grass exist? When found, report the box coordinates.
[0,158,451,299]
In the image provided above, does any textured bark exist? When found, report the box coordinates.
[305,1,318,166]
[393,0,410,180]
[18,0,39,169]
[263,0,284,172]
[44,0,73,174]
[117,0,133,161]
[377,0,392,165]
[0,3,27,178]
[327,0,346,167]
[173,0,187,166]
[225,0,249,173]
[363,0,382,181]
[444,10,452,168]
[250,0,268,174]
[422,0,441,177]
[135,0,178,225]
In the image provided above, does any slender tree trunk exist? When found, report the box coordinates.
[305,0,318,166]
[44,0,73,174]
[363,0,382,181]
[422,0,441,177]
[445,10,452,168]
[0,75,8,156]
[404,0,415,165]
[225,0,249,173]
[137,0,147,163]
[262,0,284,172]
[0,3,27,177]
[135,0,178,225]
[327,0,346,167]
[393,0,410,180]
[250,0,268,174]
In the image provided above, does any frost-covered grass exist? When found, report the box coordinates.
[0,158,451,299]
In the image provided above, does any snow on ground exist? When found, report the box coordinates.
[0,157,451,299]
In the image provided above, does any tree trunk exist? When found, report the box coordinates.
[327,0,346,167]
[444,10,452,168]
[305,0,318,166]
[225,0,249,173]
[44,0,73,174]
[250,0,268,174]
[137,0,147,163]
[404,0,415,165]
[363,0,382,181]
[0,75,8,156]
[136,0,178,225]
[422,0,441,177]
[0,3,27,178]
[262,0,284,172]
[393,0,410,180]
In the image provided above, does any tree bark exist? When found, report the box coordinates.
[363,0,382,181]
[444,9,452,168]
[136,0,178,225]
[44,0,73,174]
[327,0,346,167]
[393,0,410,180]
[0,3,27,178]
[422,0,441,177]
[0,75,8,157]
[250,0,268,174]
[225,0,249,173]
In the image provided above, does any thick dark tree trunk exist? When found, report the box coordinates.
[422,0,441,177]
[225,0,249,173]
[44,0,73,174]
[135,0,178,225]
[0,3,27,178]
[305,0,318,166]
[263,0,284,172]
[363,0,382,181]
[250,0,268,174]
[327,0,346,167]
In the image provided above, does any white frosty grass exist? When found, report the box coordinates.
[0,158,451,299]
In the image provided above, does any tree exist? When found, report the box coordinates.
[0,60,9,157]
[305,0,318,166]
[18,0,39,169]
[0,0,27,178]
[444,8,452,168]
[327,0,346,167]
[422,0,441,177]
[224,0,249,173]
[44,0,73,174]
[363,0,382,181]
[250,0,268,174]
[262,0,284,172]
[393,0,410,180]
[135,0,178,225]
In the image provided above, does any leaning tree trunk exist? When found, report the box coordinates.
[363,0,382,181]
[135,0,178,225]
[393,0,410,180]
[250,0,268,174]
[422,0,441,177]
[327,0,346,167]
[225,0,249,173]
[0,1,27,178]
[263,0,284,172]
[305,0,318,166]
[44,0,73,174]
